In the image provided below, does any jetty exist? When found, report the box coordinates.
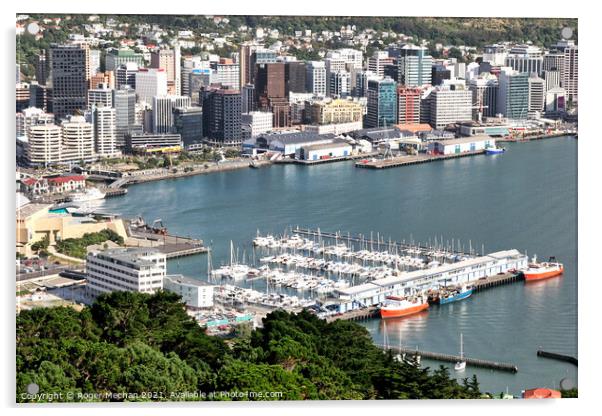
[537,350,578,366]
[470,272,524,292]
[355,150,485,170]
[292,226,473,256]
[377,345,519,373]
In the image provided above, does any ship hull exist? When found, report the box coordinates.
[439,289,473,305]
[380,303,429,318]
[486,148,505,155]
[524,267,563,281]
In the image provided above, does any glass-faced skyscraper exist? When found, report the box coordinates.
[366,77,397,128]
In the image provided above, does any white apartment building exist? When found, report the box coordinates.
[16,107,54,138]
[163,274,215,308]
[25,124,62,165]
[135,68,168,106]
[241,111,273,137]
[61,116,96,162]
[86,247,166,297]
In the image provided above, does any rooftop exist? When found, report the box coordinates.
[90,247,164,268]
[16,203,51,219]
[433,135,494,145]
[260,131,336,145]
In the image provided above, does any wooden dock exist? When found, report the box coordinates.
[470,272,524,292]
[378,345,519,373]
[537,350,578,366]
[355,150,485,169]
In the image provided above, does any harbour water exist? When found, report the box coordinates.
[101,136,577,396]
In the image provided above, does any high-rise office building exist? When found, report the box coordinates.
[242,84,256,113]
[200,86,242,145]
[16,82,30,112]
[504,45,543,76]
[542,70,560,91]
[528,74,546,119]
[428,85,472,129]
[329,71,351,98]
[28,82,51,113]
[285,61,307,94]
[255,62,286,108]
[325,57,347,96]
[309,99,363,125]
[152,96,191,134]
[397,86,421,125]
[89,49,101,78]
[35,51,49,86]
[212,60,240,90]
[468,74,498,120]
[94,106,118,156]
[543,51,564,73]
[482,44,508,66]
[113,87,139,148]
[398,45,433,87]
[173,107,203,146]
[115,62,139,90]
[366,77,397,128]
[326,49,363,70]
[135,68,168,106]
[50,44,90,119]
[150,46,181,95]
[248,49,277,85]
[306,61,327,96]
[368,51,395,78]
[497,68,530,119]
[88,83,113,109]
[562,43,578,103]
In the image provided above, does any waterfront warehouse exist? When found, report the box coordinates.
[333,249,527,312]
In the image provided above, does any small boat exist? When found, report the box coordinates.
[454,333,466,371]
[523,255,564,281]
[439,284,473,305]
[379,295,429,319]
[68,187,106,202]
[485,147,505,155]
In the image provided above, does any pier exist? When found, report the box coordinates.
[470,272,524,292]
[355,150,485,170]
[292,226,473,256]
[126,223,208,258]
[537,350,578,366]
[377,345,519,373]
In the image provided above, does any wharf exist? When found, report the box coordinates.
[273,152,380,166]
[104,188,127,197]
[325,306,379,323]
[497,132,576,143]
[377,345,519,373]
[126,226,208,258]
[355,150,485,169]
[537,350,578,366]
[470,272,524,292]
[292,226,472,256]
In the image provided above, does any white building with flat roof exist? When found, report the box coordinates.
[163,274,215,308]
[86,247,166,297]
[241,111,273,137]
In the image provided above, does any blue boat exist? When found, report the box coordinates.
[486,147,505,155]
[438,286,473,305]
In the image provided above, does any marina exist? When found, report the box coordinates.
[99,136,577,395]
